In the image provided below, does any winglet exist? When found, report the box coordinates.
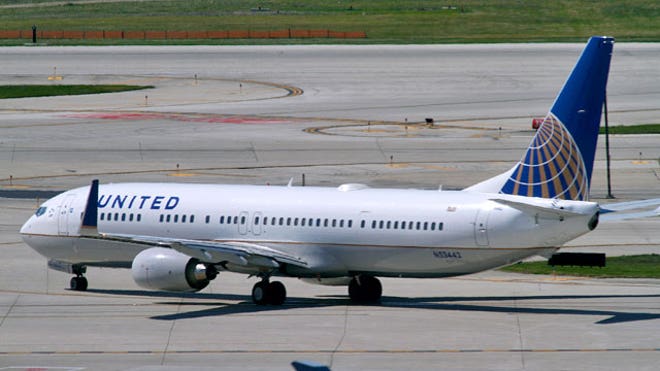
[80,179,99,236]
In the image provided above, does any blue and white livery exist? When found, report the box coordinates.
[23,37,648,305]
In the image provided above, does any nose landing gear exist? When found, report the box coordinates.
[69,264,88,291]
[70,275,88,291]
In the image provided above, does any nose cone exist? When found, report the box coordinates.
[20,215,34,235]
[20,204,56,239]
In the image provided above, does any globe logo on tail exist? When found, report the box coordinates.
[500,114,589,201]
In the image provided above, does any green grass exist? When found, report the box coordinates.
[600,124,660,135]
[501,254,660,278]
[0,85,153,99]
[0,0,658,44]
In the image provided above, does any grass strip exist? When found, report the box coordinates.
[0,0,658,44]
[0,85,153,99]
[501,254,660,278]
[600,124,660,135]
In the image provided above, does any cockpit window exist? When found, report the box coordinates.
[35,206,47,217]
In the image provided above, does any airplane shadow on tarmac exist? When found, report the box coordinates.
[86,289,660,325]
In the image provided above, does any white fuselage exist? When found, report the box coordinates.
[20,182,598,278]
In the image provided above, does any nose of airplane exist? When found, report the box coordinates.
[19,215,33,235]
[20,204,55,237]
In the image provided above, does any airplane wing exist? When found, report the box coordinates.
[95,233,308,269]
[87,232,308,269]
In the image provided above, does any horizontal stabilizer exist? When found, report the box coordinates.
[600,198,660,212]
[599,198,660,221]
[491,198,583,217]
[600,206,660,221]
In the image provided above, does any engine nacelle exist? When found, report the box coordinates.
[131,247,217,292]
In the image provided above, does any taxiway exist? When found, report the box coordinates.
[0,43,658,370]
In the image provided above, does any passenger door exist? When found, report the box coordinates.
[58,194,77,236]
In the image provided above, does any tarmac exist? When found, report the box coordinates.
[0,43,659,370]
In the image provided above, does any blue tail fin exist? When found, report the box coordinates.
[468,36,614,201]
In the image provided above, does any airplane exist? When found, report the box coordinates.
[20,36,650,306]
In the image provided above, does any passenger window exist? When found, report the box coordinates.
[339,220,344,228]
[379,220,384,229]
[137,214,142,222]
[431,222,436,230]
[279,217,284,225]
[181,215,187,223]
[205,215,210,224]
[294,218,299,226]
[393,221,398,229]
[190,215,195,223]
[331,219,336,227]
[348,220,353,228]
[255,216,260,225]
[324,219,329,227]
[287,217,291,226]
[263,217,268,226]
[438,222,444,231]
[241,216,246,224]
[114,213,119,221]
[423,222,428,230]
[416,222,421,230]
[166,215,171,223]
[129,214,134,222]
[100,213,105,221]
[371,220,376,228]
[361,220,365,228]
[174,215,179,223]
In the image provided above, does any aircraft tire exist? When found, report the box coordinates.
[70,276,88,291]
[251,281,270,305]
[268,281,287,305]
[348,276,382,303]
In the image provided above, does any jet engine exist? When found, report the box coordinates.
[131,247,217,292]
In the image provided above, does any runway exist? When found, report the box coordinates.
[0,43,659,370]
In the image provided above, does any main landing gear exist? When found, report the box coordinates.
[69,265,88,291]
[70,276,88,291]
[348,275,382,303]
[250,275,383,305]
[252,278,287,305]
